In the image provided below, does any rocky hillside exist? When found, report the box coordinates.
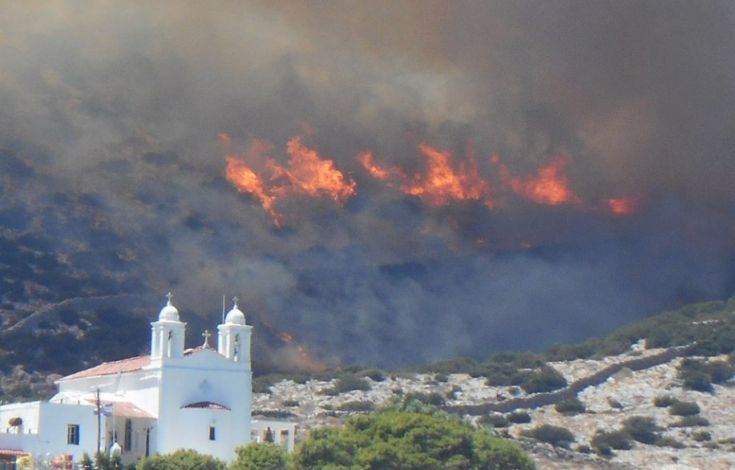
[253,301,735,468]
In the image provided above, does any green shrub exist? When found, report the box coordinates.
[138,449,225,470]
[591,431,632,451]
[337,401,374,412]
[654,436,684,448]
[669,400,700,416]
[607,398,623,409]
[403,391,446,407]
[479,414,509,428]
[554,397,585,415]
[507,411,532,424]
[361,368,386,382]
[621,416,660,444]
[292,410,535,470]
[434,373,449,383]
[231,443,287,470]
[281,399,299,407]
[679,368,713,392]
[693,431,712,442]
[670,415,709,427]
[653,395,675,407]
[322,374,371,395]
[520,366,567,394]
[576,444,591,454]
[522,424,575,448]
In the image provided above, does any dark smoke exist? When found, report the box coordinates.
[1,1,735,368]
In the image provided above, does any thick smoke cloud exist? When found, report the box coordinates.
[1,1,735,368]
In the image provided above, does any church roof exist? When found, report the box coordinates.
[61,355,151,381]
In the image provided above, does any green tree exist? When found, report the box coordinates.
[230,443,287,470]
[137,449,225,470]
[292,410,535,469]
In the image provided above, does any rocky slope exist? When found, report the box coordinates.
[255,343,735,469]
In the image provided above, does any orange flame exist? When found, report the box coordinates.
[358,151,405,180]
[606,197,639,216]
[404,144,493,207]
[225,155,283,225]
[278,136,356,203]
[500,155,580,205]
[222,135,356,224]
[278,331,326,372]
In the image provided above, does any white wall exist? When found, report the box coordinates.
[0,402,101,462]
[155,351,252,462]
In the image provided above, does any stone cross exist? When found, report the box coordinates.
[202,330,212,348]
[165,291,173,305]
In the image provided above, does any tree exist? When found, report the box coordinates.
[137,449,225,470]
[230,443,287,470]
[292,410,535,470]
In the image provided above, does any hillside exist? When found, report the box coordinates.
[251,300,735,468]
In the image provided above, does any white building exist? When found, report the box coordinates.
[0,295,294,467]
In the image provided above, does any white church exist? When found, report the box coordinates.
[0,295,294,467]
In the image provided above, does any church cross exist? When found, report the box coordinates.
[202,330,212,348]
[232,296,239,307]
[165,291,173,305]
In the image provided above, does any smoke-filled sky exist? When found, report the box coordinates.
[2,1,735,368]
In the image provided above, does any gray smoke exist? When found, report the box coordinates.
[1,1,734,368]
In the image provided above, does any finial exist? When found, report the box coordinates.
[165,292,173,305]
[202,330,212,348]
[232,296,239,307]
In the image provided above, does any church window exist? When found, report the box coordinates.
[209,426,216,441]
[124,419,132,451]
[67,424,80,445]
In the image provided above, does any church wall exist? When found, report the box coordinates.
[155,357,252,462]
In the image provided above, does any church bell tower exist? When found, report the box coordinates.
[217,297,252,366]
[150,292,186,361]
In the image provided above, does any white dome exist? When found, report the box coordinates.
[225,297,246,325]
[159,293,180,321]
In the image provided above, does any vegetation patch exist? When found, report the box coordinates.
[669,399,700,416]
[522,424,575,448]
[554,397,586,415]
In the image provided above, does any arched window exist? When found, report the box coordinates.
[167,330,173,357]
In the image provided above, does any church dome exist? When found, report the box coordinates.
[225,297,246,325]
[159,293,180,321]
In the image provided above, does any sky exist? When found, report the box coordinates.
[1,1,735,368]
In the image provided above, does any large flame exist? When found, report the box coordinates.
[499,154,581,206]
[224,154,282,225]
[359,145,494,207]
[404,144,494,207]
[278,136,356,203]
[222,134,356,224]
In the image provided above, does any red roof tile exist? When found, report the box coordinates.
[61,355,151,380]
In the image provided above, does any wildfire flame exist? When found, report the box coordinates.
[358,151,404,180]
[224,132,640,221]
[499,155,581,206]
[277,331,327,372]
[606,197,640,216]
[358,144,494,208]
[222,134,356,225]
